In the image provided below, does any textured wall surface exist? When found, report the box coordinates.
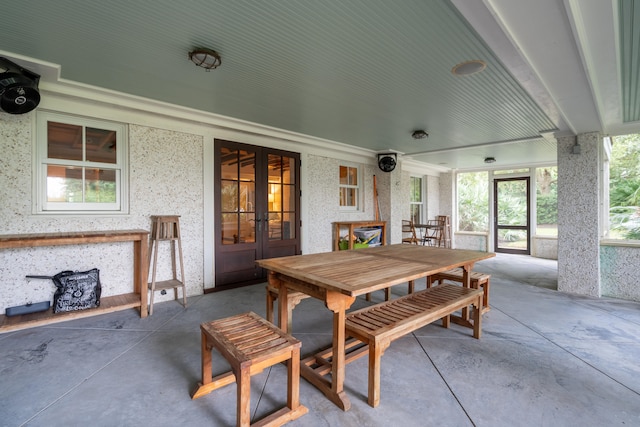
[386,168,404,244]
[533,236,558,260]
[454,232,488,251]
[600,244,640,301]
[557,133,601,297]
[0,116,203,311]
[427,174,443,219]
[305,154,376,254]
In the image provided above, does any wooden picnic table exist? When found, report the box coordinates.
[256,244,494,411]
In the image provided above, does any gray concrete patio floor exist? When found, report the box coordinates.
[1,253,640,426]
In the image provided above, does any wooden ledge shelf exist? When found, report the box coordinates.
[0,229,150,333]
[0,293,140,333]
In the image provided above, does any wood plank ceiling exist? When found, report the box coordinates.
[0,0,637,169]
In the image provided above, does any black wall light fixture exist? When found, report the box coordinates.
[378,153,397,172]
[0,57,41,114]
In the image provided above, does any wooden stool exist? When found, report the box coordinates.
[266,285,310,332]
[191,312,308,427]
[148,215,187,315]
[427,268,491,313]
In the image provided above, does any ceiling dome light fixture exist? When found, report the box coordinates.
[452,59,486,76]
[189,48,222,71]
[412,130,429,140]
[484,157,496,164]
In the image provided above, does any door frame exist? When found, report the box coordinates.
[493,176,531,255]
[212,139,301,290]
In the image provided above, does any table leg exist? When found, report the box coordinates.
[450,263,477,329]
[277,276,290,334]
[135,235,149,318]
[299,291,355,411]
[461,263,471,321]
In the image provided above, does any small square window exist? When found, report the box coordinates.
[35,112,128,214]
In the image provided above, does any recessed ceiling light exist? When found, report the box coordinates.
[484,157,496,164]
[452,60,486,76]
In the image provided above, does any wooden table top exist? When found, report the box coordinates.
[256,244,494,297]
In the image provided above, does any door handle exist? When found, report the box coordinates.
[249,217,262,232]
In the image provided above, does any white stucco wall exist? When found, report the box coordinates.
[0,114,204,311]
[454,232,489,252]
[557,133,601,297]
[302,154,378,254]
[532,236,558,260]
[600,243,640,301]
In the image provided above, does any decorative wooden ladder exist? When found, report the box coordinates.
[148,215,186,315]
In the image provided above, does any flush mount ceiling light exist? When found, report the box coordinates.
[188,48,222,71]
[484,157,496,164]
[412,130,429,140]
[452,59,486,76]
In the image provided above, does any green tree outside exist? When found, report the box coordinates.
[609,134,640,239]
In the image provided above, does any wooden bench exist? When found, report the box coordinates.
[345,284,483,407]
[192,312,308,426]
[427,268,491,313]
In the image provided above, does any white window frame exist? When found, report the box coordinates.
[339,163,362,211]
[34,111,129,215]
[409,175,424,223]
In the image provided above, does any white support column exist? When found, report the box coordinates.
[557,132,601,297]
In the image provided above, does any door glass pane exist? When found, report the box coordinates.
[268,214,282,240]
[240,181,255,213]
[497,180,527,226]
[238,150,255,182]
[268,154,281,183]
[221,180,238,212]
[221,147,238,179]
[283,212,295,239]
[282,184,294,211]
[221,212,238,245]
[239,213,255,243]
[220,147,256,245]
[497,229,527,250]
[283,157,294,184]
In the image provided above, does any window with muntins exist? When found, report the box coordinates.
[35,112,128,214]
[339,164,360,210]
[410,176,423,224]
